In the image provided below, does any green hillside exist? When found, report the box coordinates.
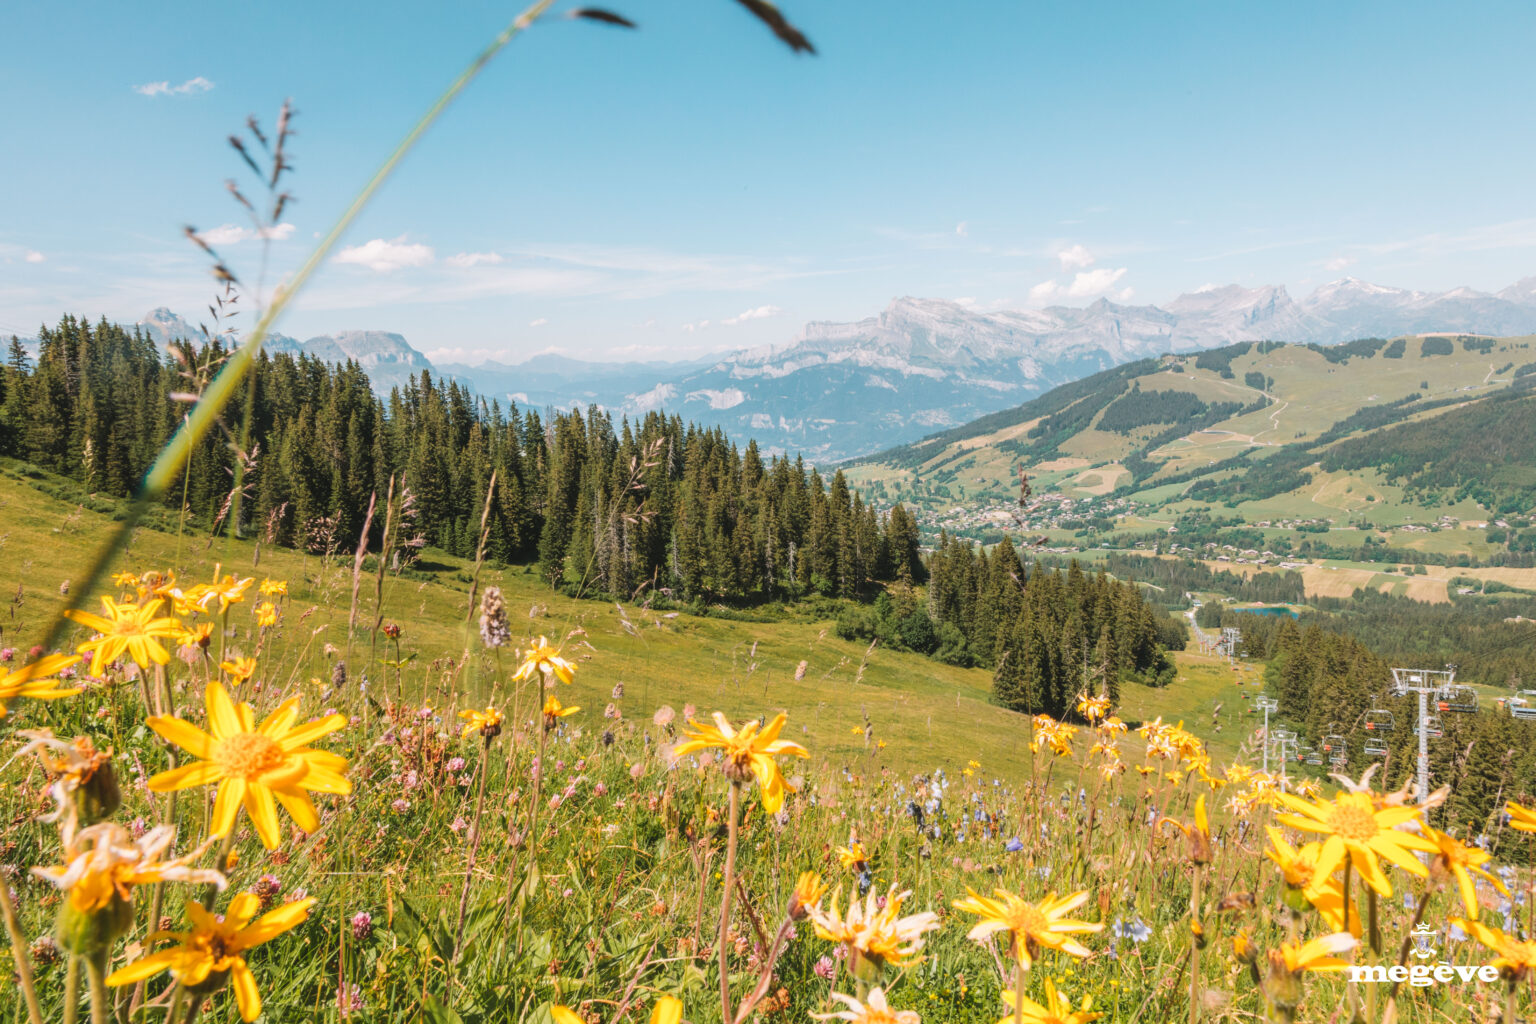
[846,335,1536,590]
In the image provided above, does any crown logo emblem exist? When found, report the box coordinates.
[1410,923,1437,960]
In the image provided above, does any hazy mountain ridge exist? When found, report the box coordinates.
[127,274,1536,462]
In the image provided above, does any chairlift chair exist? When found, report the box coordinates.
[1438,685,1477,714]
[1509,690,1536,720]
[1304,749,1323,766]
[1364,708,1394,733]
[1415,715,1444,739]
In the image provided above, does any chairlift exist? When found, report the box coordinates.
[1363,737,1388,757]
[1415,715,1444,739]
[1304,749,1323,766]
[1438,685,1477,714]
[1509,690,1536,720]
[1364,708,1394,733]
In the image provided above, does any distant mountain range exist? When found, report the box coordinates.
[127,275,1536,462]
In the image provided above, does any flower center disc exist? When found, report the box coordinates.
[1327,805,1379,842]
[216,733,287,780]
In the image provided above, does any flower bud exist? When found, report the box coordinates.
[57,892,133,955]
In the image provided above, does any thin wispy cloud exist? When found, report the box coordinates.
[133,76,214,97]
[528,317,548,327]
[24,250,45,264]
[195,223,295,246]
[333,237,435,273]
[447,251,504,268]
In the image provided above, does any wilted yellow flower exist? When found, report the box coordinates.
[1274,790,1436,897]
[459,706,503,741]
[190,572,255,615]
[16,729,117,825]
[814,988,921,1024]
[807,886,939,975]
[111,571,140,590]
[673,712,809,813]
[33,823,224,915]
[952,887,1103,970]
[65,597,182,674]
[0,653,83,717]
[1075,692,1111,722]
[512,636,576,684]
[108,893,313,1022]
[145,681,349,848]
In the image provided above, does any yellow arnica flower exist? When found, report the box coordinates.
[1075,692,1111,722]
[673,711,809,813]
[1430,829,1507,918]
[952,887,1103,970]
[1507,801,1536,833]
[0,653,83,716]
[111,571,140,590]
[176,622,214,650]
[807,885,939,973]
[998,977,1103,1024]
[221,657,257,683]
[108,893,313,1022]
[1267,932,1358,977]
[813,987,921,1024]
[258,578,287,597]
[145,681,350,848]
[555,998,680,1024]
[542,694,581,727]
[1452,916,1536,981]
[254,602,278,628]
[65,597,183,675]
[1274,789,1436,897]
[192,572,255,615]
[459,706,503,741]
[791,871,828,918]
[33,822,225,913]
[1157,794,1213,865]
[512,635,576,684]
[837,841,868,870]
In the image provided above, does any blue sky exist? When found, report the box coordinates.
[5,1,1536,363]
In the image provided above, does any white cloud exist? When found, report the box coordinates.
[722,304,781,325]
[134,76,214,97]
[1066,267,1128,298]
[1324,254,1356,272]
[1115,287,1135,302]
[333,236,435,273]
[24,250,44,264]
[1029,280,1061,303]
[682,320,714,333]
[447,251,504,268]
[195,223,295,246]
[953,296,977,307]
[528,317,548,328]
[1057,244,1095,270]
[955,221,968,237]
[1032,268,1128,303]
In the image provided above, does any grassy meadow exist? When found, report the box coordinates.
[2,467,1536,1024]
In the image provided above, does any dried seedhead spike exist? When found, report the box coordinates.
[479,585,511,650]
